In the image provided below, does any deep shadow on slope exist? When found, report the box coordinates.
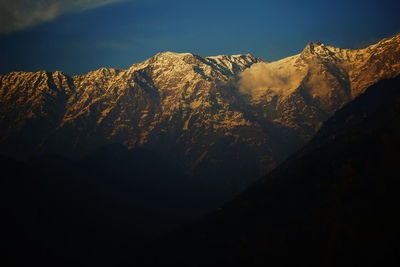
[0,144,210,265]
[148,76,400,266]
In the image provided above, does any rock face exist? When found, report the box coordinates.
[1,34,400,192]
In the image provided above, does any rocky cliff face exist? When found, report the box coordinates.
[1,34,399,190]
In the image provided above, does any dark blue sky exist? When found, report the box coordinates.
[1,0,400,75]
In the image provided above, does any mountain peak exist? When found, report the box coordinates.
[209,53,256,59]
[147,51,203,66]
[307,41,325,48]
[302,41,326,52]
[300,41,337,59]
[155,51,195,59]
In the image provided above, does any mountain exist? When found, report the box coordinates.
[1,34,400,265]
[1,34,400,199]
[241,34,400,136]
[149,75,400,266]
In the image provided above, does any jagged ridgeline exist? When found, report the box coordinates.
[1,34,400,199]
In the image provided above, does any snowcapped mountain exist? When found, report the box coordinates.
[1,34,399,192]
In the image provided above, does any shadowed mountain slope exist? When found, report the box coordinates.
[149,76,400,266]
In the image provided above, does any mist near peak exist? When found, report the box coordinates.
[238,58,307,99]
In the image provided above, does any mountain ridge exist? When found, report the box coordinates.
[1,34,399,198]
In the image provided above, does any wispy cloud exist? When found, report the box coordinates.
[0,0,126,34]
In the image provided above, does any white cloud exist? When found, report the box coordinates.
[239,60,307,99]
[0,0,126,33]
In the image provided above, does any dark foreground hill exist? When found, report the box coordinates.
[147,76,400,266]
[0,145,212,265]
